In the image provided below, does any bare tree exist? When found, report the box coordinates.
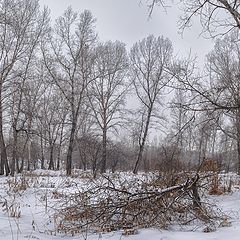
[166,87,194,170]
[76,134,101,177]
[8,10,49,175]
[35,85,68,170]
[179,0,240,36]
[130,35,173,173]
[172,31,240,174]
[0,0,49,175]
[206,32,240,173]
[148,0,240,37]
[42,8,97,175]
[87,41,128,173]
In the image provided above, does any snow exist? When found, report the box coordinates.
[0,171,240,240]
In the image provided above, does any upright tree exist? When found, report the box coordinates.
[206,32,240,173]
[87,41,128,173]
[130,35,173,173]
[42,8,97,175]
[0,0,49,175]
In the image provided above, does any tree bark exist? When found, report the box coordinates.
[101,128,107,173]
[48,144,54,170]
[40,133,45,169]
[236,110,240,175]
[0,90,9,176]
[56,121,64,171]
[27,140,31,171]
[133,108,152,174]
[10,122,18,176]
[191,175,201,209]
[66,120,77,175]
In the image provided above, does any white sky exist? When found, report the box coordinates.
[39,0,214,65]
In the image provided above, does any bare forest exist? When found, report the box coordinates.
[0,0,240,239]
[0,0,239,177]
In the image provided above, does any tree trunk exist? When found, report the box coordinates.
[0,132,9,176]
[133,144,144,174]
[191,175,201,209]
[10,123,18,176]
[20,138,28,172]
[66,120,77,175]
[48,144,54,170]
[236,111,240,175]
[56,122,64,171]
[20,157,24,173]
[101,128,107,173]
[56,150,60,170]
[81,152,87,171]
[133,108,152,174]
[0,93,9,176]
[92,158,97,178]
[27,140,31,171]
[40,133,45,169]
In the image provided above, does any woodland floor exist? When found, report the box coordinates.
[0,170,240,240]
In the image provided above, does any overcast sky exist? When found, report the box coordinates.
[39,0,214,66]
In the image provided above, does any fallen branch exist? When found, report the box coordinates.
[55,173,223,235]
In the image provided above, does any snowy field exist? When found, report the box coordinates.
[0,170,240,240]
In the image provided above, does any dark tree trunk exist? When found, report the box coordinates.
[66,120,77,175]
[20,138,28,172]
[92,158,97,178]
[56,122,64,171]
[191,175,201,209]
[237,140,240,175]
[0,136,9,176]
[20,157,24,172]
[0,95,9,176]
[133,108,152,174]
[10,122,18,176]
[40,131,45,169]
[133,144,144,174]
[48,144,54,170]
[101,128,107,173]
[56,146,61,171]
[236,111,240,175]
[81,153,87,171]
[27,140,31,171]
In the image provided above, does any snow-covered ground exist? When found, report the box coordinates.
[0,170,240,240]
